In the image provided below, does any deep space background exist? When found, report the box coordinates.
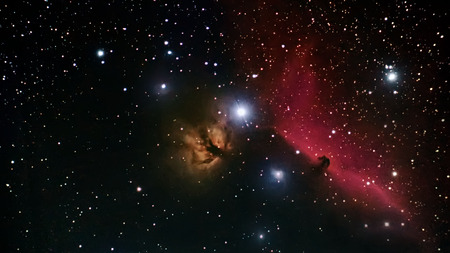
[1,0,449,252]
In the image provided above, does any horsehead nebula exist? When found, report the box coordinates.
[220,0,430,245]
[5,0,446,252]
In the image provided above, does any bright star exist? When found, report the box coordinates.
[97,49,104,57]
[274,171,283,180]
[237,107,247,117]
[387,72,397,81]
[271,169,284,183]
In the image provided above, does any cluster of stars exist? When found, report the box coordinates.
[1,0,446,252]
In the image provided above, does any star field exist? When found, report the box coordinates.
[1,0,448,252]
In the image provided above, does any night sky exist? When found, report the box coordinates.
[1,0,449,252]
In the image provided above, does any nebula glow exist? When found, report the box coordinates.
[223,0,416,235]
[163,93,241,175]
[181,122,232,171]
[266,56,411,221]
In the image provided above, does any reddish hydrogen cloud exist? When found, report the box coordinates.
[268,56,409,218]
[222,0,414,226]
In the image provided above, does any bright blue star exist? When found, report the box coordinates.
[271,169,284,183]
[237,107,247,117]
[387,72,397,81]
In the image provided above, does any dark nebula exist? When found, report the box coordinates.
[1,0,448,252]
